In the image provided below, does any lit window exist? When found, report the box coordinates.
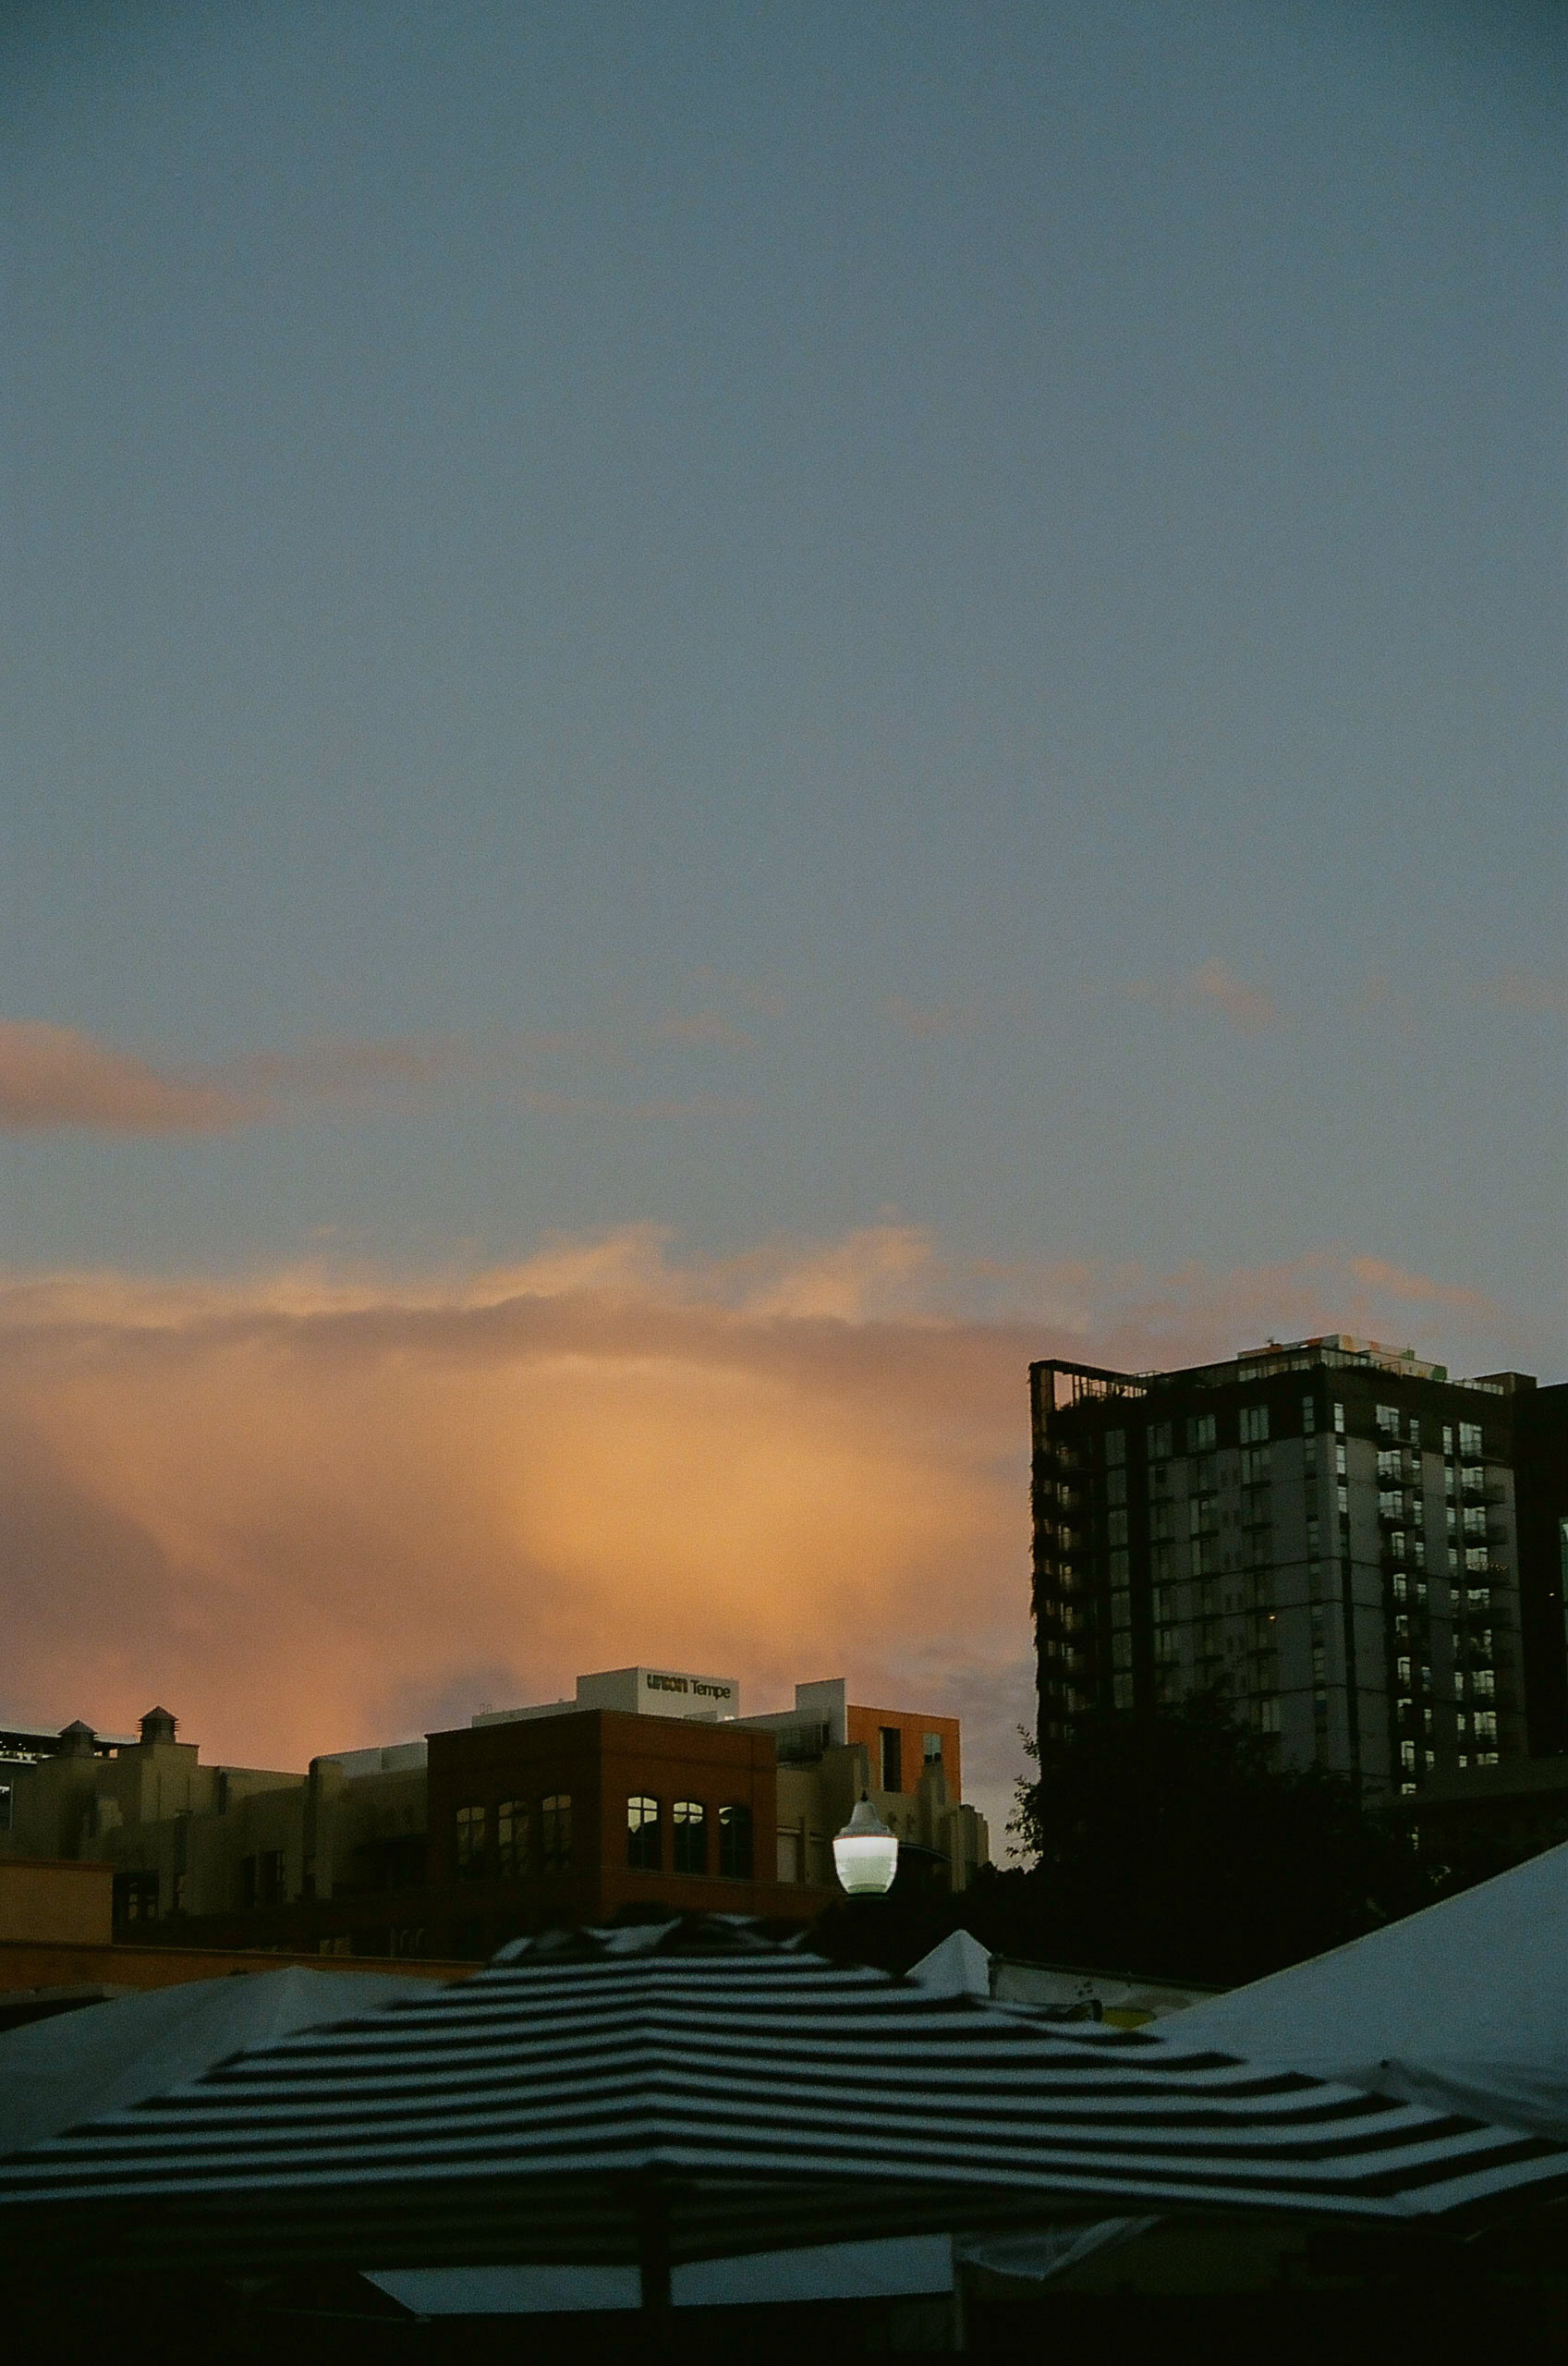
[718,1802,754,1879]
[1376,1404,1399,1437]
[626,1794,662,1872]
[1400,1741,1416,1772]
[497,1799,529,1878]
[1333,1402,1345,1434]
[672,1798,706,1874]
[1459,1421,1482,1457]
[541,1793,573,1872]
[455,1804,486,1881]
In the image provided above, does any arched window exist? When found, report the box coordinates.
[626,1794,662,1872]
[497,1799,529,1878]
[672,1799,706,1875]
[541,1793,573,1872]
[717,1802,753,1880]
[454,1803,486,1881]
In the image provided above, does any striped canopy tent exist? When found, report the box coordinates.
[0,1917,1561,2316]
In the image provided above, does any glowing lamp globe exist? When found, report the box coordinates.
[833,1795,899,1896]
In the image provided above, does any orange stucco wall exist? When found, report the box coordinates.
[846,1705,961,1799]
[0,1857,114,1947]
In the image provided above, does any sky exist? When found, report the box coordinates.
[1,1,1562,1837]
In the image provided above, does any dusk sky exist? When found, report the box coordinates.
[2,2,1562,1832]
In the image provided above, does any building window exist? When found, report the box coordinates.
[1302,1396,1317,1435]
[1376,1404,1399,1437]
[1106,1466,1127,1507]
[1112,1631,1133,1671]
[718,1803,754,1879]
[923,1731,944,1766]
[1257,1698,1281,1735]
[1111,1590,1132,1630]
[1186,1413,1216,1452]
[626,1794,662,1872]
[880,1726,903,1791]
[116,1870,160,1925]
[1239,1405,1269,1445]
[1109,1547,1129,1583]
[1400,1740,1417,1772]
[1104,1428,1125,1466]
[454,1804,486,1881]
[541,1793,573,1872]
[669,1798,706,1875]
[1146,1421,1173,1460]
[1333,1401,1345,1434]
[1112,1674,1135,1710]
[1473,1710,1498,1743]
[497,1799,529,1878]
[1459,1421,1482,1457]
[1106,1507,1128,1546]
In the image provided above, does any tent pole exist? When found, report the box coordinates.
[638,2174,673,2352]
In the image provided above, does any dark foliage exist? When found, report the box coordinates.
[815,1689,1448,1986]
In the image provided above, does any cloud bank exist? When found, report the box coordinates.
[0,1226,1538,1837]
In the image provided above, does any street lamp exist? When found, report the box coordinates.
[833,1794,899,1896]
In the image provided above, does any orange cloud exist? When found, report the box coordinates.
[0,1245,1039,1832]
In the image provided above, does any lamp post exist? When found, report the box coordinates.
[832,1794,899,1896]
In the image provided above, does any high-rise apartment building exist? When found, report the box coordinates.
[1029,1336,1547,1798]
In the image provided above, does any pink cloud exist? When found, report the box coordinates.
[0,1020,753,1138]
[0,1021,242,1132]
[651,1013,756,1050]
[883,995,967,1042]
[1126,960,1279,1032]
[1479,970,1567,1017]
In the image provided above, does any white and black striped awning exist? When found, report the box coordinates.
[0,1918,1559,2276]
